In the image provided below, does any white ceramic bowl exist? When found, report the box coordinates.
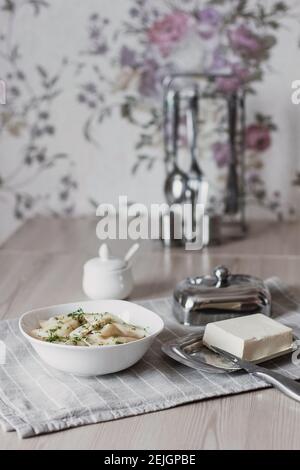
[19,299,164,376]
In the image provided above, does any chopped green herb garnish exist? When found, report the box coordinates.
[68,308,85,324]
[70,337,81,345]
[46,333,62,343]
[48,327,58,333]
[68,308,84,317]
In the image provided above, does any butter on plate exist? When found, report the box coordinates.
[203,313,293,362]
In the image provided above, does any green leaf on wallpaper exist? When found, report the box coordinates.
[121,103,130,119]
[257,4,266,20]
[28,0,49,16]
[36,65,48,79]
[292,172,300,186]
[236,0,247,13]
[83,116,99,148]
[135,134,153,150]
[44,75,59,89]
[53,153,68,160]
[121,102,136,124]
[244,86,256,95]
[89,198,99,209]
[209,0,225,5]
[41,90,61,101]
[268,21,279,30]
[263,35,277,49]
[1,0,15,13]
[10,45,20,62]
[255,113,268,124]
[131,155,148,175]
[132,154,156,175]
[131,163,138,175]
[147,160,154,171]
[251,69,263,82]
[273,2,288,13]
[98,108,111,123]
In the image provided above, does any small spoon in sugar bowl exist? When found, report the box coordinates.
[124,243,140,265]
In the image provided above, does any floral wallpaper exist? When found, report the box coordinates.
[0,0,300,243]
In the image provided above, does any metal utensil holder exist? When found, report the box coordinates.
[162,72,247,246]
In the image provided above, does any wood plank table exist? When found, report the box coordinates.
[1,216,300,449]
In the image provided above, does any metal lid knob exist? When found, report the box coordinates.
[214,265,231,287]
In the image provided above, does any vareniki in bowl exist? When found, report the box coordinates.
[19,299,164,376]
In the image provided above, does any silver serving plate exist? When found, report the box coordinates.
[162,331,299,374]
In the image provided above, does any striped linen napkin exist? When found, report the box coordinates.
[0,277,300,438]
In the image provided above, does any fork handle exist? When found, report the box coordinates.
[252,368,300,403]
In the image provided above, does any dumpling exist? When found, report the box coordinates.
[110,336,138,344]
[108,322,145,339]
[39,315,79,335]
[85,332,113,345]
[69,324,93,339]
[86,332,137,346]
[100,323,122,337]
[84,313,118,327]
[31,328,50,340]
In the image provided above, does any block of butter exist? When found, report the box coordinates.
[203,313,293,362]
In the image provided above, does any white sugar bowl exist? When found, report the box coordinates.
[82,243,139,300]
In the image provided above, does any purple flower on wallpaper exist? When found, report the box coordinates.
[87,14,109,55]
[215,63,249,93]
[94,43,108,55]
[245,124,271,152]
[212,142,231,168]
[247,170,261,185]
[90,25,101,40]
[129,7,140,18]
[196,7,221,39]
[120,46,137,68]
[215,75,241,93]
[147,11,190,56]
[209,48,229,71]
[84,82,97,94]
[138,59,159,97]
[228,25,262,56]
[232,63,249,80]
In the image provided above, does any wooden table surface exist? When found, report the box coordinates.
[1,216,300,450]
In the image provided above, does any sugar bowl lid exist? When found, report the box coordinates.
[84,244,126,273]
[173,265,271,326]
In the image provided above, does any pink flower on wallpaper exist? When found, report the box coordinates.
[245,124,271,152]
[138,59,159,96]
[247,170,261,185]
[228,25,262,56]
[196,7,221,39]
[215,63,249,93]
[232,64,249,81]
[212,142,231,168]
[147,12,190,56]
[210,48,229,71]
[215,75,241,93]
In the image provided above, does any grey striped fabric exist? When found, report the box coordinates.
[1,277,300,438]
